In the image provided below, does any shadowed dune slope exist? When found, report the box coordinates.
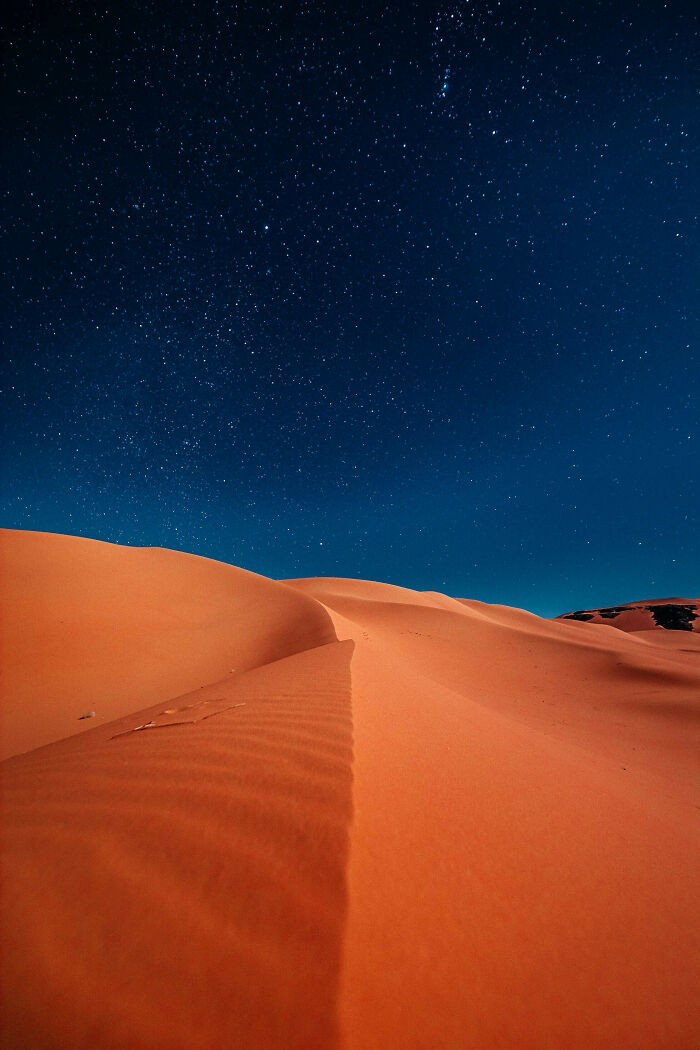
[1,640,354,1050]
[0,529,336,758]
[288,579,700,790]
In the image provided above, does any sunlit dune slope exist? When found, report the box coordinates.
[2,540,699,1048]
[1,640,354,1050]
[0,529,335,758]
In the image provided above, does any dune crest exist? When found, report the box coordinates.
[2,534,699,1048]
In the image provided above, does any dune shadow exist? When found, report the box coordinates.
[618,698,700,723]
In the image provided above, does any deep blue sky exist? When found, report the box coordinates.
[2,0,698,615]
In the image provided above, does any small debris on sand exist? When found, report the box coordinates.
[110,704,246,740]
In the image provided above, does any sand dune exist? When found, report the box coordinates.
[0,529,335,759]
[2,532,699,1048]
[558,595,699,633]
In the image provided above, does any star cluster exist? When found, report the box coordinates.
[2,0,697,613]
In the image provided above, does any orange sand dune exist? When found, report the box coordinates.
[0,529,335,759]
[2,533,699,1048]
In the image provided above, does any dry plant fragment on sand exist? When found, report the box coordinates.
[110,703,246,739]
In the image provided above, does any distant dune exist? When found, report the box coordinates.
[557,596,699,634]
[2,530,699,1048]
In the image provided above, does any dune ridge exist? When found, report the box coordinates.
[2,532,699,1048]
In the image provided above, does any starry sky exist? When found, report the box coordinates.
[2,0,698,615]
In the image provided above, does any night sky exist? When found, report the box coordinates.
[2,1,698,615]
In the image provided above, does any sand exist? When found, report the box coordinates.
[0,529,335,760]
[2,530,699,1048]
